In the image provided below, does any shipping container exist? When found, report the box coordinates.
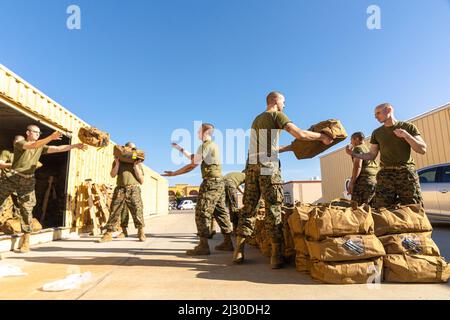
[0,64,168,231]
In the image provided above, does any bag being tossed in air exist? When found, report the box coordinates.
[113,145,145,163]
[78,127,110,148]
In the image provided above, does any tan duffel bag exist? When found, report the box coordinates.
[293,236,309,256]
[78,127,110,148]
[288,204,313,236]
[289,119,348,160]
[305,200,374,241]
[1,217,43,235]
[282,206,296,262]
[113,145,145,163]
[306,234,386,262]
[383,254,450,283]
[311,257,383,284]
[372,204,432,237]
[295,254,313,273]
[379,232,440,256]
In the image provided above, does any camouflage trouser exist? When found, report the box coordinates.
[195,178,232,238]
[237,164,284,243]
[105,185,145,231]
[0,174,36,233]
[351,175,376,206]
[224,183,239,228]
[372,167,423,209]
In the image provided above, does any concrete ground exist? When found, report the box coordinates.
[0,211,449,300]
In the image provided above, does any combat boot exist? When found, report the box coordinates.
[215,233,234,251]
[186,237,210,256]
[117,227,128,238]
[97,231,113,243]
[270,242,284,269]
[137,228,146,242]
[18,233,30,253]
[232,236,246,264]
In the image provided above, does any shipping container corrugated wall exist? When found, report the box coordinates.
[320,104,450,201]
[0,65,168,227]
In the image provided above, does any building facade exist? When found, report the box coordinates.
[168,184,200,201]
[283,180,323,205]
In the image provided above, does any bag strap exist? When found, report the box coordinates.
[328,198,358,210]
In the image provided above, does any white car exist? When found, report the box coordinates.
[177,200,196,210]
[418,163,450,223]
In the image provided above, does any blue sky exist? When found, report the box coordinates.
[1,0,449,186]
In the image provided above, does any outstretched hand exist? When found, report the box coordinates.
[75,143,88,151]
[162,171,175,177]
[321,133,334,145]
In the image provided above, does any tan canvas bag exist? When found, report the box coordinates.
[311,257,383,284]
[290,119,348,160]
[306,234,386,262]
[305,200,374,241]
[372,204,432,237]
[379,232,440,256]
[383,254,450,283]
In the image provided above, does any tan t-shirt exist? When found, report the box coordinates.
[248,111,292,166]
[196,140,222,179]
[352,144,379,177]
[370,121,420,167]
[12,140,49,175]
[114,161,144,187]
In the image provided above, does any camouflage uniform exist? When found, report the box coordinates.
[195,140,232,238]
[0,141,48,233]
[195,178,232,237]
[0,174,36,233]
[104,162,145,232]
[351,144,378,205]
[372,167,422,208]
[352,176,376,205]
[104,185,145,231]
[236,110,291,244]
[370,121,424,209]
[238,163,284,242]
[223,172,245,229]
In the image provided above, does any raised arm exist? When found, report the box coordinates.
[277,145,293,154]
[284,123,333,145]
[22,131,62,150]
[163,151,201,177]
[171,143,193,160]
[347,143,379,161]
[47,143,87,154]
[393,130,427,155]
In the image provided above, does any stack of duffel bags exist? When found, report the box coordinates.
[373,204,450,283]
[251,204,296,264]
[288,203,315,273]
[304,199,386,284]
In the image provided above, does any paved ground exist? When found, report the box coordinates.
[0,211,449,300]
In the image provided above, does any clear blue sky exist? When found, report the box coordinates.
[1,0,449,186]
